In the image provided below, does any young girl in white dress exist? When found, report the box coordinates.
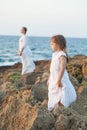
[18,27,35,75]
[47,35,77,111]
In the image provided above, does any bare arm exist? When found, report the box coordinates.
[57,56,67,87]
[18,48,24,56]
[18,38,25,56]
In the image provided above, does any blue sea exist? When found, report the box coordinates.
[0,35,87,66]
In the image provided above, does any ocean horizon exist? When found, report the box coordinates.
[0,35,87,66]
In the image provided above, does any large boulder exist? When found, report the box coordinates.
[53,106,87,130]
[71,95,87,116]
[71,86,87,117]
[0,96,55,130]
[32,81,48,102]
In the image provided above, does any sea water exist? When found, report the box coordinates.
[0,35,87,66]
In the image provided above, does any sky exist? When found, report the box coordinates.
[0,0,87,38]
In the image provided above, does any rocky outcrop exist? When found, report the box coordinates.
[0,96,55,130]
[0,56,87,130]
[53,106,87,130]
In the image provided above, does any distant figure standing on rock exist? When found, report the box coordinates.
[18,27,35,75]
[47,35,77,111]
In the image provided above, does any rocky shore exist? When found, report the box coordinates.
[0,55,87,130]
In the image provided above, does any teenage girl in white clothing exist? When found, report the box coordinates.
[18,27,35,75]
[47,35,77,111]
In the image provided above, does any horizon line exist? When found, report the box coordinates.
[0,34,87,39]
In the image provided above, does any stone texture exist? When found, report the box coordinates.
[0,96,55,130]
[53,106,87,130]
[32,81,48,102]
[0,56,87,130]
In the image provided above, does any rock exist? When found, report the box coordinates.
[15,89,32,102]
[40,99,48,109]
[78,87,87,99]
[77,86,84,96]
[26,72,39,85]
[0,79,3,85]
[1,56,87,130]
[67,63,83,83]
[35,60,50,72]
[0,96,55,130]
[82,62,87,80]
[15,79,25,88]
[81,80,87,87]
[0,90,6,104]
[41,72,49,82]
[0,96,37,130]
[69,75,80,87]
[69,75,80,91]
[71,95,87,116]
[32,82,48,102]
[55,114,71,130]
[51,128,55,130]
[30,107,55,130]
[53,106,87,130]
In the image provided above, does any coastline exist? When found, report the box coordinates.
[0,55,87,129]
[0,54,87,67]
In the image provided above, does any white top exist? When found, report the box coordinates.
[19,35,32,56]
[49,51,69,85]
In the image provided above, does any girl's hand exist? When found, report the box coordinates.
[18,50,22,56]
[56,80,63,88]
[18,50,20,55]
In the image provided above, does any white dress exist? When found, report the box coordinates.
[19,35,35,75]
[48,51,77,111]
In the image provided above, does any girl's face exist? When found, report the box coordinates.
[20,28,25,35]
[50,40,60,51]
